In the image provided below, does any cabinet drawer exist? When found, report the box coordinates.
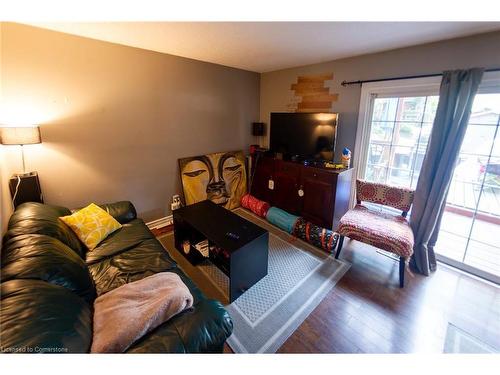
[301,168,336,185]
[257,156,276,170]
[275,160,301,175]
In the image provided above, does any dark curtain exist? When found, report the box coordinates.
[410,68,484,275]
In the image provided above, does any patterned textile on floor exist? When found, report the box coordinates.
[240,194,270,218]
[292,217,339,252]
[356,179,414,212]
[265,207,299,234]
[337,204,414,258]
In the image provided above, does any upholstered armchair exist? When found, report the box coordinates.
[335,180,415,288]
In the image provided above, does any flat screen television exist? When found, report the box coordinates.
[270,112,339,161]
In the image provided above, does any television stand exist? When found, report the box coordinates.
[250,155,354,230]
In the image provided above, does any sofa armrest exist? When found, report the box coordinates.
[99,201,137,224]
[126,299,233,353]
[172,299,233,353]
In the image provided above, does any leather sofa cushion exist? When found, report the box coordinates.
[126,298,233,353]
[86,219,205,300]
[85,219,158,264]
[99,201,137,224]
[88,238,179,296]
[86,219,179,296]
[0,280,92,353]
[3,202,85,258]
[1,234,96,304]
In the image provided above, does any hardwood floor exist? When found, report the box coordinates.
[278,238,499,353]
[156,228,499,353]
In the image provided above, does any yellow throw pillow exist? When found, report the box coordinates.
[60,203,122,250]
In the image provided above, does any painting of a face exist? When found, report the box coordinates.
[179,151,247,210]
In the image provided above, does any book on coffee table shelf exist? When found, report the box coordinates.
[194,239,210,257]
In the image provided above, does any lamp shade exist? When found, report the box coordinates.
[0,126,41,145]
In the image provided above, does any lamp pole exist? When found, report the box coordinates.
[20,144,26,174]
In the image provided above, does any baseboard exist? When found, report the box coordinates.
[146,215,173,230]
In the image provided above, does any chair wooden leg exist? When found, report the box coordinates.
[335,235,345,259]
[399,256,405,288]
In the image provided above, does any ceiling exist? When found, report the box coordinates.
[27,22,500,73]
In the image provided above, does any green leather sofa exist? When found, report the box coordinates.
[0,201,233,353]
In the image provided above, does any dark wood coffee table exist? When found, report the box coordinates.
[173,200,269,302]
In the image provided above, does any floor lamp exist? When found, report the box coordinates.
[0,126,44,208]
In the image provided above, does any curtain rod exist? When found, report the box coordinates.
[340,68,500,87]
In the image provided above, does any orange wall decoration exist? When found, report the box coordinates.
[287,73,339,113]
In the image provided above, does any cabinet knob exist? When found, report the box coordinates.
[298,185,304,197]
[313,173,317,177]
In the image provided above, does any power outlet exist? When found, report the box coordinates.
[268,179,275,190]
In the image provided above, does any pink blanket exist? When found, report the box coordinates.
[91,272,193,353]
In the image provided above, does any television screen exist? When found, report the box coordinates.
[270,112,338,161]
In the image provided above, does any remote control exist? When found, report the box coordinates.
[225,232,240,240]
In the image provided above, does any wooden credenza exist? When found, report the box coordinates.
[250,156,354,230]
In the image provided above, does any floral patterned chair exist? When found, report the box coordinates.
[336,180,415,288]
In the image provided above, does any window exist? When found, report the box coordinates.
[364,95,439,189]
[353,75,441,196]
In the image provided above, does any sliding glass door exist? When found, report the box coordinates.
[435,93,500,283]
